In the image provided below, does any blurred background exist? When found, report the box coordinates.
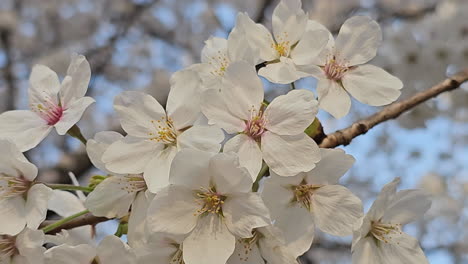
[0,0,467,263]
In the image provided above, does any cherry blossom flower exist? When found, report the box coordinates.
[0,228,45,264]
[202,61,320,178]
[305,16,404,118]
[85,131,148,218]
[102,69,224,193]
[0,54,95,151]
[195,13,259,90]
[262,148,363,257]
[352,178,431,264]
[0,140,52,236]
[227,226,298,264]
[237,0,328,84]
[147,149,271,264]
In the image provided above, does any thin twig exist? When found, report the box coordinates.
[319,69,468,148]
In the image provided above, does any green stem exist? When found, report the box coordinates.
[252,163,269,192]
[291,82,296,90]
[67,124,87,145]
[41,209,90,233]
[45,183,93,193]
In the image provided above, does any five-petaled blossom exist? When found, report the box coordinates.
[0,140,52,236]
[262,148,363,257]
[85,131,148,218]
[352,178,431,264]
[237,0,328,84]
[195,13,259,91]
[305,16,404,118]
[0,54,95,151]
[102,69,224,193]
[147,149,271,264]
[0,228,45,264]
[202,61,321,178]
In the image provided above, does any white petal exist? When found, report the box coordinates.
[262,132,320,177]
[382,189,431,225]
[54,96,95,135]
[223,193,270,238]
[223,134,262,181]
[228,14,261,65]
[44,244,96,264]
[274,204,314,258]
[367,178,400,221]
[0,197,26,235]
[335,16,382,66]
[305,148,355,185]
[257,226,298,264]
[127,191,153,247]
[343,64,403,106]
[86,131,124,174]
[200,89,245,134]
[304,20,334,66]
[272,0,307,47]
[15,228,45,264]
[0,110,52,151]
[379,235,429,264]
[113,91,166,137]
[84,176,136,218]
[183,214,235,264]
[28,64,60,107]
[236,13,277,61]
[143,145,178,192]
[210,152,253,194]
[265,89,318,135]
[258,58,309,84]
[97,235,137,264]
[177,125,224,153]
[290,29,329,65]
[223,61,264,120]
[317,76,352,119]
[169,149,214,190]
[312,185,363,236]
[351,237,383,264]
[0,139,38,181]
[48,190,85,217]
[102,136,163,174]
[60,54,91,106]
[147,185,199,235]
[25,184,52,230]
[167,69,202,130]
[261,174,299,218]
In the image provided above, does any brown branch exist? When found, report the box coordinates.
[319,69,468,148]
[42,213,109,235]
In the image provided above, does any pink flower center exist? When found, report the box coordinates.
[0,235,17,258]
[33,100,64,125]
[244,108,267,140]
[0,175,31,199]
[323,56,349,81]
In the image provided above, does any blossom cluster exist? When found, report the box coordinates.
[0,0,431,263]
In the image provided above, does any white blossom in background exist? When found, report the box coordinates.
[306,16,403,118]
[0,140,52,236]
[352,178,431,264]
[85,131,148,218]
[102,69,224,193]
[236,0,329,84]
[262,148,363,257]
[147,149,271,264]
[0,228,45,264]
[196,13,260,90]
[227,226,298,264]
[0,54,95,151]
[202,61,320,177]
